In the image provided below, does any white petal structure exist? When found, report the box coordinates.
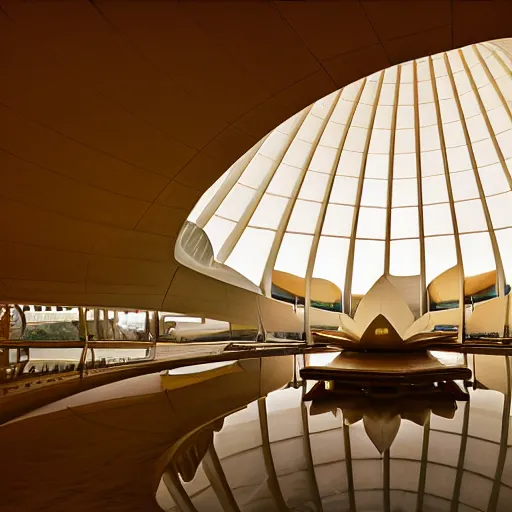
[180,42,512,331]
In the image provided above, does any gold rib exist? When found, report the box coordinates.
[416,418,430,512]
[304,83,365,343]
[429,55,465,343]
[258,397,288,511]
[343,71,385,315]
[217,107,312,263]
[195,134,269,229]
[487,356,511,511]
[385,65,402,274]
[444,52,507,299]
[450,396,471,512]
[343,420,356,511]
[163,469,198,512]
[413,61,428,316]
[301,386,324,512]
[260,96,341,298]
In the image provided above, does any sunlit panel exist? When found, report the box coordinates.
[184,40,512,320]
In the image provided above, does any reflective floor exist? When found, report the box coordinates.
[1,350,511,511]
[157,352,511,512]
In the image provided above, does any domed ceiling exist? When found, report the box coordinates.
[185,42,512,314]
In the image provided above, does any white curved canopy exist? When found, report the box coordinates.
[186,41,512,313]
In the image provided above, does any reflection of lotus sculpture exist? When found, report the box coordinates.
[304,378,468,453]
[312,276,460,350]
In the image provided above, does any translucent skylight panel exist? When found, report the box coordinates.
[379,83,396,106]
[454,199,487,233]
[309,145,338,174]
[392,178,418,206]
[313,237,350,290]
[356,207,386,239]
[322,204,354,237]
[330,175,359,205]
[216,184,255,221]
[395,129,415,153]
[352,102,373,127]
[398,82,414,105]
[452,69,472,96]
[495,74,512,103]
[425,235,457,285]
[461,46,479,68]
[466,114,490,143]
[337,150,363,177]
[477,163,510,196]
[368,129,391,154]
[310,91,339,119]
[418,102,436,127]
[484,53,507,81]
[423,203,454,236]
[250,194,288,230]
[238,153,275,189]
[487,105,512,134]
[443,121,466,147]
[496,228,512,282]
[266,163,302,197]
[296,114,324,143]
[359,77,380,105]
[422,175,449,204]
[433,56,448,78]
[450,170,480,201]
[418,80,434,103]
[365,153,389,179]
[298,172,330,201]
[259,130,292,160]
[287,200,321,234]
[478,83,502,110]
[390,239,421,276]
[361,178,387,207]
[447,49,464,73]
[420,149,444,177]
[497,130,512,159]
[384,65,398,84]
[352,240,385,294]
[394,153,417,178]
[421,125,441,151]
[283,138,312,169]
[435,75,453,101]
[391,207,419,239]
[459,91,481,118]
[439,98,459,123]
[374,105,393,129]
[396,106,415,129]
[344,126,368,152]
[459,232,496,277]
[204,216,237,257]
[446,146,473,172]
[417,59,430,81]
[274,233,313,278]
[487,191,512,229]
[225,228,275,285]
[472,138,499,167]
[319,122,345,148]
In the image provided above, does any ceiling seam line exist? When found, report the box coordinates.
[343,71,385,315]
[304,84,363,343]
[358,1,392,64]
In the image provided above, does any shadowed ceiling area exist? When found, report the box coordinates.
[2,0,512,312]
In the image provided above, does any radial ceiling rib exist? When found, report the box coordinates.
[384,65,402,274]
[471,45,512,190]
[429,55,465,342]
[260,95,341,297]
[343,71,385,315]
[413,60,428,316]
[216,107,311,264]
[194,135,269,229]
[304,84,364,341]
[444,53,506,298]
